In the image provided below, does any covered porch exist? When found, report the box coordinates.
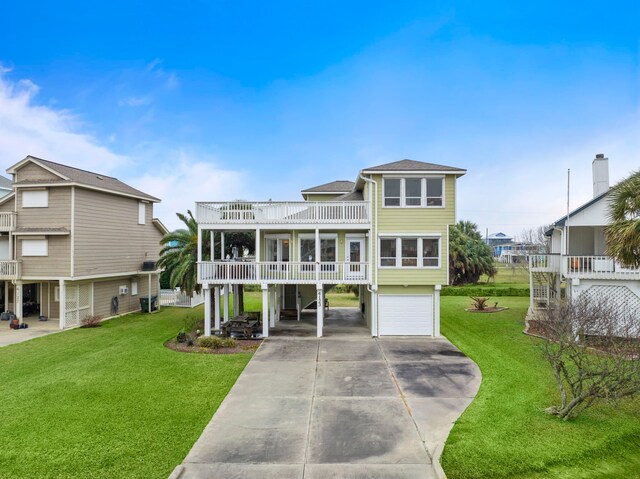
[270,307,369,338]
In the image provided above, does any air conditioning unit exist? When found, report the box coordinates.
[142,261,156,271]
[119,285,129,295]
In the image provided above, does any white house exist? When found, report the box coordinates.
[529,154,640,315]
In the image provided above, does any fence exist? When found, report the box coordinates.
[160,289,205,308]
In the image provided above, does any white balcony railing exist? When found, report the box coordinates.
[0,260,21,279]
[0,212,16,232]
[529,254,562,272]
[565,256,640,279]
[198,261,370,285]
[196,201,370,225]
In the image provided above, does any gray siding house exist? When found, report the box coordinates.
[0,156,166,328]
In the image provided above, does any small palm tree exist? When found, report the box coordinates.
[158,210,211,295]
[605,171,640,268]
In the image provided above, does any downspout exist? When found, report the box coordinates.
[359,173,378,336]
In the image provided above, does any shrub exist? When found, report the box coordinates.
[80,315,102,328]
[442,286,529,297]
[176,330,187,343]
[186,336,195,347]
[182,315,203,333]
[197,336,237,349]
[470,297,490,310]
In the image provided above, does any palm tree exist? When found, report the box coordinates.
[158,210,211,295]
[605,170,640,268]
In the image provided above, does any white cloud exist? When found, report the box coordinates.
[118,96,151,107]
[132,151,247,230]
[0,71,127,174]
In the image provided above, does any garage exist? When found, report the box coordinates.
[378,294,433,336]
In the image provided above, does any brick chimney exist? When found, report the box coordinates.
[592,153,609,198]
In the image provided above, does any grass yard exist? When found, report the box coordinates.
[0,306,251,479]
[440,296,640,479]
[240,291,360,310]
[479,261,530,286]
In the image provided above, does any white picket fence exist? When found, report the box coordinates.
[160,289,205,308]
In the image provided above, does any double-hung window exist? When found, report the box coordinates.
[379,236,440,268]
[383,179,401,206]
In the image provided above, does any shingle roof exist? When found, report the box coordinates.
[15,227,70,235]
[301,180,355,193]
[334,191,364,201]
[361,159,466,173]
[12,156,160,202]
[0,175,11,189]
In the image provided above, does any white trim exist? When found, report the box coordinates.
[362,169,466,175]
[70,186,75,277]
[13,182,159,203]
[198,223,370,231]
[301,191,353,195]
[377,232,442,237]
[14,230,69,236]
[20,269,162,282]
[264,233,291,239]
[381,176,445,209]
[7,156,70,179]
[298,233,338,263]
[378,235,441,269]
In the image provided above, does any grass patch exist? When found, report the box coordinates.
[0,306,252,479]
[326,292,360,307]
[440,296,640,479]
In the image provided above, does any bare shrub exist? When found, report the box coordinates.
[470,297,490,310]
[80,315,103,328]
[538,296,640,420]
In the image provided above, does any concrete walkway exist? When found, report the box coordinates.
[0,317,61,347]
[171,336,480,479]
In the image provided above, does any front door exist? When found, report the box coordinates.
[346,238,365,279]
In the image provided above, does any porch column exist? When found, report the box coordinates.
[214,286,221,330]
[316,284,324,337]
[315,228,320,282]
[15,280,23,325]
[59,279,66,330]
[221,232,226,260]
[223,284,230,321]
[4,281,8,312]
[148,273,152,313]
[276,285,282,323]
[203,285,211,336]
[261,284,269,337]
[296,287,301,321]
[233,284,240,316]
[434,285,441,337]
[197,225,203,262]
[255,228,261,282]
[210,230,215,260]
[269,285,276,327]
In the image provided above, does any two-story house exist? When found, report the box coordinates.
[195,159,466,337]
[529,154,640,315]
[0,156,166,329]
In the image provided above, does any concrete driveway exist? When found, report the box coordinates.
[0,318,61,347]
[171,336,480,479]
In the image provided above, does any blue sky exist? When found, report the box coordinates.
[0,1,638,232]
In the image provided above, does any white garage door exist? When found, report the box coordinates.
[378,294,433,336]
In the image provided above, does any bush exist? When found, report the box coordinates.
[442,286,529,297]
[176,330,187,343]
[80,315,102,328]
[197,336,237,349]
[182,315,203,332]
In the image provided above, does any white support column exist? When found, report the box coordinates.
[223,284,230,321]
[255,228,261,281]
[4,281,8,313]
[214,286,221,330]
[210,230,215,260]
[204,285,211,336]
[371,289,378,337]
[316,284,324,337]
[59,279,66,330]
[315,228,320,282]
[221,232,226,260]
[262,284,269,337]
[233,284,240,316]
[296,286,301,322]
[15,281,23,325]
[148,273,152,313]
[434,284,441,337]
[269,285,276,327]
[197,225,203,263]
[276,285,281,323]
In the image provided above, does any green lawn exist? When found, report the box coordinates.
[479,261,530,286]
[241,291,360,310]
[440,296,640,479]
[0,306,251,479]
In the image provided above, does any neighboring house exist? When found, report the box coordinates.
[196,159,466,337]
[485,232,513,246]
[529,154,640,314]
[0,155,167,329]
[0,176,12,199]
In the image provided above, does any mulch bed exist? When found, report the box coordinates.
[165,338,262,355]
[465,307,509,313]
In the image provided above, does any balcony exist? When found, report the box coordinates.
[198,261,370,285]
[196,201,370,226]
[0,212,16,232]
[564,255,640,280]
[530,254,640,280]
[0,260,21,280]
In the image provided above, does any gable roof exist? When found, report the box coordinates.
[0,175,11,190]
[488,232,512,239]
[7,156,160,202]
[301,180,355,194]
[545,190,610,235]
[361,159,466,175]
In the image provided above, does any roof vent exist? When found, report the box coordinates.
[96,175,103,180]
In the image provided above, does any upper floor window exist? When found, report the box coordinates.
[22,189,48,208]
[22,238,48,257]
[138,202,146,225]
[383,177,444,208]
[379,236,440,268]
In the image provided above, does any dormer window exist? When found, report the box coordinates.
[383,177,444,208]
